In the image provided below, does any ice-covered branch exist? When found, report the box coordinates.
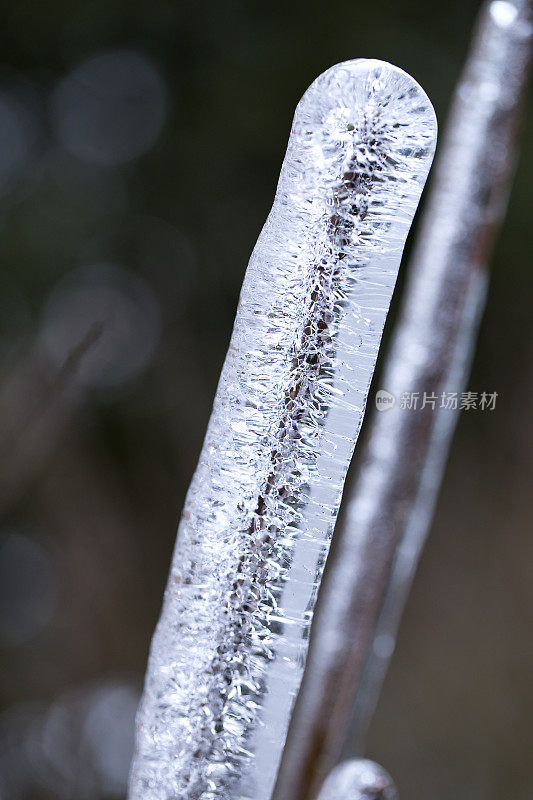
[273,3,533,800]
[128,60,436,800]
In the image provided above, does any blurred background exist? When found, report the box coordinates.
[0,0,531,798]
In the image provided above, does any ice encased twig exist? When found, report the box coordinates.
[128,59,436,800]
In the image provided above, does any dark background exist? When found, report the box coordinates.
[0,1,531,798]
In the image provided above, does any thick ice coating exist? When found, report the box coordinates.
[128,59,437,800]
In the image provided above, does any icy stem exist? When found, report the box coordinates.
[128,59,436,800]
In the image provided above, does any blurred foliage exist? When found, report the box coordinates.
[0,0,531,798]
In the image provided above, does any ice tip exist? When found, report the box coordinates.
[317,759,398,800]
[294,58,437,160]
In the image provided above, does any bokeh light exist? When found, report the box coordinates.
[50,49,168,166]
[0,679,139,799]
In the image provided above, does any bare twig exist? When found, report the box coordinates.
[0,325,103,518]
[273,2,533,799]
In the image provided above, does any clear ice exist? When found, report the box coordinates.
[128,59,437,800]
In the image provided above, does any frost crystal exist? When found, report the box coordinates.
[128,59,436,800]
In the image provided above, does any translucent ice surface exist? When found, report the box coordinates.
[128,59,436,800]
